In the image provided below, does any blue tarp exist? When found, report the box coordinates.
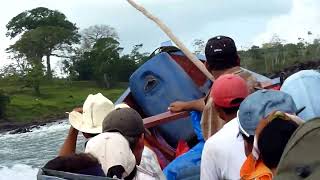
[163,142,203,180]
[163,111,204,180]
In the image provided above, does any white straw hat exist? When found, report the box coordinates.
[69,93,114,134]
[85,132,136,178]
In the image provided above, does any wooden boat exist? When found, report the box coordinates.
[115,46,280,168]
[38,45,280,180]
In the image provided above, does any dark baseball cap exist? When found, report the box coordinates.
[102,108,145,137]
[205,36,239,68]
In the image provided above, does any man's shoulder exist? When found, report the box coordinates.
[136,166,158,180]
[205,119,239,146]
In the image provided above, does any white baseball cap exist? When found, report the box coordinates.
[85,132,136,178]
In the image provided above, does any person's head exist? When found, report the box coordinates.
[281,70,320,121]
[68,93,115,136]
[238,90,298,156]
[211,74,249,122]
[85,132,137,179]
[258,117,299,171]
[102,107,145,165]
[205,36,240,78]
[274,118,320,180]
[43,153,105,176]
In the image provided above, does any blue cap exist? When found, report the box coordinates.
[281,70,320,121]
[238,89,297,137]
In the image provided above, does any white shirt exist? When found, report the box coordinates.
[201,118,246,180]
[140,146,166,180]
[135,166,158,180]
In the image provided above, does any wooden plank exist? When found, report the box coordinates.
[143,111,189,128]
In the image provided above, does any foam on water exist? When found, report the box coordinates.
[0,120,86,179]
[0,164,38,180]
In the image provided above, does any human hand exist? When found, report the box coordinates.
[72,107,83,113]
[168,101,187,112]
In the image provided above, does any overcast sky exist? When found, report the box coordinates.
[0,0,319,72]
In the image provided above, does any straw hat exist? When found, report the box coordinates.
[69,93,114,134]
[114,103,130,109]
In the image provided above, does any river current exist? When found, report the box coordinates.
[0,120,85,180]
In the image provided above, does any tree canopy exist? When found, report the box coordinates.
[5,7,80,95]
[6,7,80,80]
[6,7,77,38]
[81,25,119,50]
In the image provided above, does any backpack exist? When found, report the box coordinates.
[274,117,320,180]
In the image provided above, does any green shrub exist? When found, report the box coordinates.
[0,90,10,118]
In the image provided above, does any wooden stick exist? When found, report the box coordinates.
[143,111,189,128]
[126,0,214,81]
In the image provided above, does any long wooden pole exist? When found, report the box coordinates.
[126,0,214,81]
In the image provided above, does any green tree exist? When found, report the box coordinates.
[72,37,122,87]
[130,44,149,66]
[0,90,10,119]
[6,7,80,79]
[25,61,45,96]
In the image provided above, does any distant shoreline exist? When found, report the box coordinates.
[0,114,67,134]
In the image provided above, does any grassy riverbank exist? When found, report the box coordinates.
[0,80,125,125]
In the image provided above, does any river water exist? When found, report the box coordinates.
[0,120,85,180]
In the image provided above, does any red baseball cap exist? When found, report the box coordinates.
[211,74,249,108]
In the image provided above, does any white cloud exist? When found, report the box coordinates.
[0,0,294,71]
[254,0,320,46]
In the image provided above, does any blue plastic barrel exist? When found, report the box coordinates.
[129,52,206,147]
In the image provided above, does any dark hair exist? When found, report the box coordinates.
[216,98,243,115]
[220,106,240,115]
[107,165,137,180]
[258,118,299,169]
[207,55,240,71]
[125,135,141,150]
[242,134,254,144]
[43,153,105,176]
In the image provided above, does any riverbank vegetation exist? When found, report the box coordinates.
[0,80,125,124]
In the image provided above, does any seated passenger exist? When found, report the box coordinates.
[238,90,299,180]
[85,132,137,179]
[281,70,320,121]
[275,118,320,180]
[101,107,158,179]
[107,104,165,180]
[201,74,249,180]
[59,93,114,156]
[169,35,260,140]
[42,153,105,176]
[256,111,302,175]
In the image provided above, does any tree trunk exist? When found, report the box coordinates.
[104,73,110,89]
[264,56,268,73]
[34,83,41,96]
[46,55,52,79]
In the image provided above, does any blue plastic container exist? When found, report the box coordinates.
[129,52,206,147]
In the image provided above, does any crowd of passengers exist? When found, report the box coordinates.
[39,36,320,180]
